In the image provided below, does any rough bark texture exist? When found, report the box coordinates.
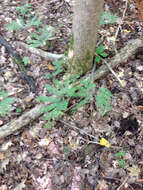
[69,0,104,75]
[0,104,44,139]
[93,38,143,80]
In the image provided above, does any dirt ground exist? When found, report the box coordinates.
[0,0,143,189]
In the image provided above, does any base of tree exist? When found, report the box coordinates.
[1,38,143,139]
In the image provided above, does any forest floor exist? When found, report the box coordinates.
[0,0,143,189]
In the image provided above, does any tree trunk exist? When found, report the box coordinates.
[69,0,104,75]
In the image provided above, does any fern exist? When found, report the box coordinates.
[5,4,41,31]
[95,88,112,116]
[16,3,32,15]
[95,45,108,63]
[0,90,16,117]
[100,11,117,25]
[27,25,56,48]
[4,3,114,126]
[37,60,96,127]
[23,56,29,65]
[37,60,113,127]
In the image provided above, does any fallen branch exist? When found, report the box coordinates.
[0,38,143,139]
[93,38,143,80]
[95,52,124,87]
[0,104,44,139]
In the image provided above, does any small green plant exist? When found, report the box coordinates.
[16,3,33,15]
[0,90,16,117]
[16,108,22,113]
[27,25,56,48]
[23,56,29,65]
[37,59,113,127]
[95,45,108,63]
[95,88,112,116]
[37,60,95,127]
[44,59,64,80]
[3,3,114,127]
[5,3,41,31]
[63,147,69,156]
[100,11,117,26]
[115,149,126,169]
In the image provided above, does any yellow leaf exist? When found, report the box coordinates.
[100,138,110,148]
[123,29,131,33]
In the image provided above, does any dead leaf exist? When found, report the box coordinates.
[135,0,143,21]
[0,185,8,190]
[24,96,33,103]
[0,153,5,160]
[42,61,54,70]
[137,105,143,111]
[22,131,32,145]
[96,180,108,190]
[47,63,54,71]
[0,158,9,172]
[1,141,13,151]
[0,120,3,126]
[38,137,52,146]
[13,180,26,190]
[127,165,140,177]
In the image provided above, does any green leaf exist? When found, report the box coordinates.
[16,108,22,113]
[95,45,108,63]
[115,149,126,158]
[100,11,117,25]
[23,56,29,65]
[37,96,59,103]
[63,147,69,155]
[72,96,92,112]
[5,21,22,31]
[27,24,55,48]
[31,33,41,39]
[56,99,68,111]
[16,3,32,15]
[40,104,57,114]
[95,88,112,116]
[45,84,60,95]
[118,159,125,169]
[95,56,101,63]
[100,52,108,57]
[0,90,8,99]
[28,14,41,27]
[5,9,41,31]
[96,45,104,54]
[0,91,16,117]
[45,73,52,79]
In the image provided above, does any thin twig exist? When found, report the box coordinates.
[114,0,128,53]
[60,119,99,141]
[95,53,125,87]
[60,119,121,149]
[116,177,128,190]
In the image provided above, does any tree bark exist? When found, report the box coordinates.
[69,0,104,75]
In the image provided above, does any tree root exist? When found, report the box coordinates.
[15,41,64,61]
[1,38,143,139]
